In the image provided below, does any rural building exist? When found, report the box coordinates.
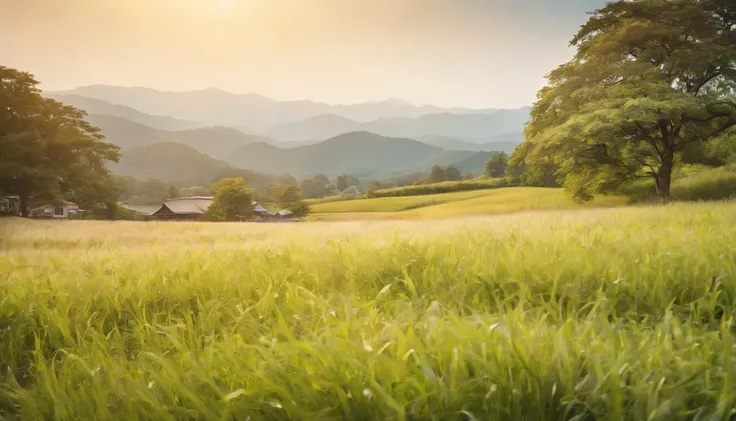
[0,195,21,216]
[152,197,213,221]
[122,203,162,217]
[29,201,79,219]
[277,209,294,218]
[127,197,297,222]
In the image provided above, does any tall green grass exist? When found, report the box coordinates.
[619,165,736,202]
[1,202,735,420]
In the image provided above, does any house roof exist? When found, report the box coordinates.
[254,203,269,213]
[155,197,213,215]
[277,210,294,216]
[124,204,161,215]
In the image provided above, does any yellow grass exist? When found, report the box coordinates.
[309,187,627,221]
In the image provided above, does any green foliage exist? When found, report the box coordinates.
[514,0,736,200]
[300,174,336,198]
[275,185,310,217]
[278,185,303,204]
[180,185,211,197]
[443,164,462,181]
[0,66,121,215]
[336,175,349,192]
[203,178,253,221]
[484,152,508,178]
[429,165,447,183]
[284,200,310,217]
[373,178,507,198]
[118,176,179,204]
[1,202,733,419]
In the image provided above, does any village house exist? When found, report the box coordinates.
[0,195,21,216]
[29,201,80,219]
[121,197,296,222]
[151,197,213,221]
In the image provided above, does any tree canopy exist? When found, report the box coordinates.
[485,153,508,178]
[203,178,253,221]
[512,0,736,200]
[0,66,121,215]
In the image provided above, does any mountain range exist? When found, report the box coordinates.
[50,85,505,132]
[43,85,530,184]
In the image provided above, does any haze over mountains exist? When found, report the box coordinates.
[45,85,530,182]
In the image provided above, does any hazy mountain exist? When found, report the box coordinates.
[416,135,523,153]
[112,142,232,187]
[226,131,476,178]
[47,94,202,131]
[451,151,499,175]
[86,114,276,159]
[51,85,499,131]
[265,114,362,142]
[265,109,531,143]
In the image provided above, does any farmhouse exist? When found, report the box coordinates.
[0,195,21,216]
[152,196,213,221]
[130,197,295,222]
[29,201,80,219]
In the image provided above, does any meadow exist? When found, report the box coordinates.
[309,187,627,221]
[1,201,735,420]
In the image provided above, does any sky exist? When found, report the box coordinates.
[0,0,607,109]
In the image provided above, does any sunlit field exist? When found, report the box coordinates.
[309,187,627,221]
[1,202,736,420]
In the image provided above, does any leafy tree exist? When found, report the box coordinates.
[514,0,736,201]
[444,165,462,181]
[341,185,361,199]
[266,184,286,203]
[278,185,309,217]
[429,165,447,183]
[167,184,179,199]
[180,185,210,197]
[275,173,298,186]
[300,174,335,198]
[203,178,253,221]
[336,175,349,192]
[279,185,303,204]
[0,66,121,216]
[346,174,360,187]
[485,153,508,178]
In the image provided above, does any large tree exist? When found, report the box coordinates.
[513,0,736,200]
[0,66,120,215]
[203,178,253,221]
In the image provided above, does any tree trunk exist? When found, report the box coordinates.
[19,193,29,217]
[654,148,674,202]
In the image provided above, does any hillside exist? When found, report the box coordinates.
[227,131,475,178]
[416,135,522,153]
[86,114,275,158]
[47,94,202,131]
[51,85,500,131]
[451,151,499,175]
[111,142,232,187]
[265,109,530,143]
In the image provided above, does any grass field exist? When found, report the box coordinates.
[309,187,627,220]
[1,202,735,419]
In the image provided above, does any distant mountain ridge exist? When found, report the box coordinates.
[48,85,506,132]
[265,110,530,143]
[84,114,276,159]
[225,131,487,178]
[47,94,203,131]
